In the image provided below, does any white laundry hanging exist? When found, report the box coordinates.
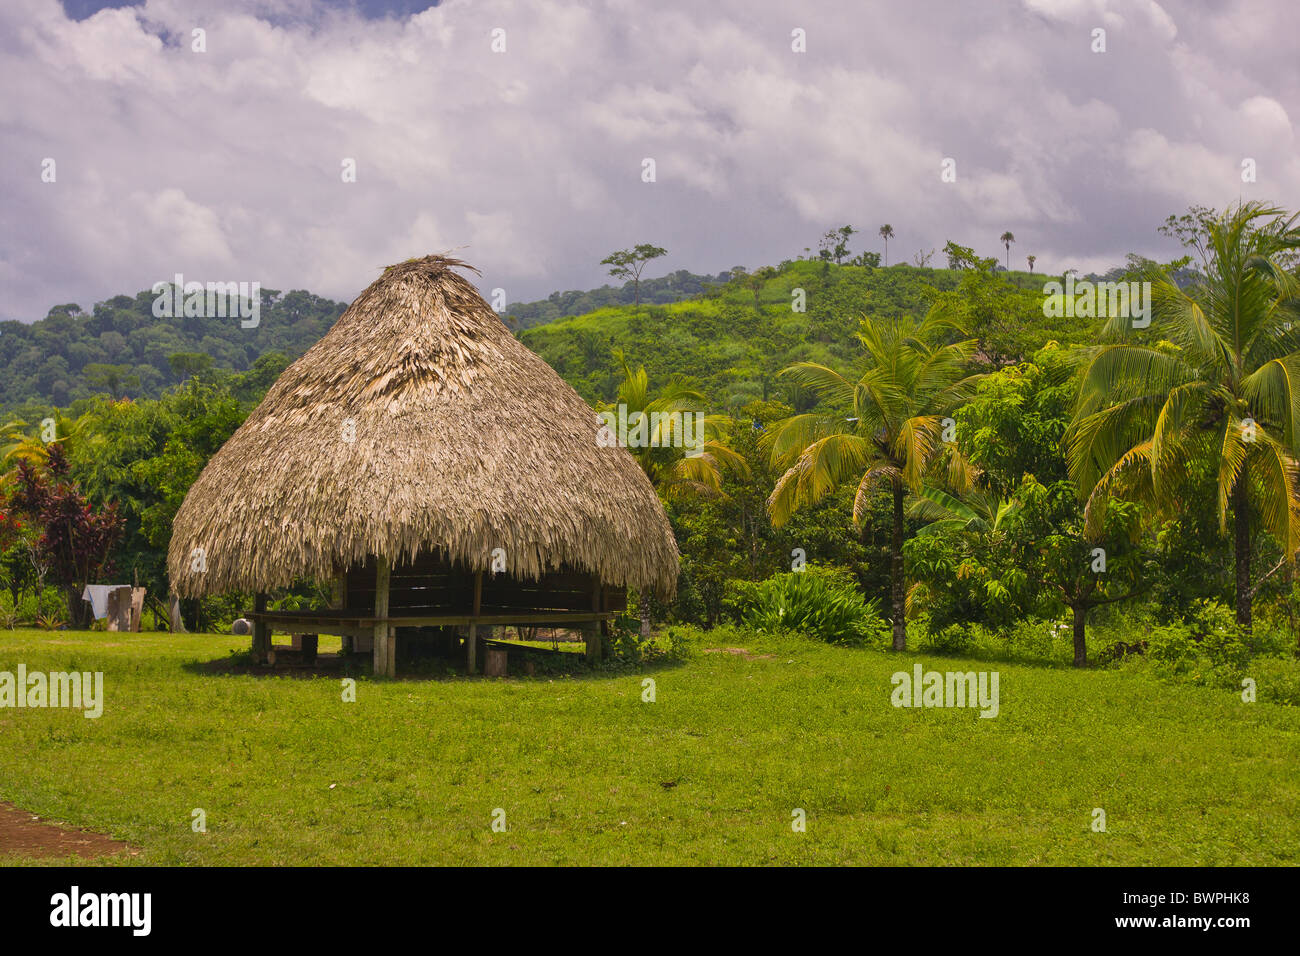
[81,584,127,620]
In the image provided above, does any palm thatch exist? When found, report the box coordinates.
[168,255,679,599]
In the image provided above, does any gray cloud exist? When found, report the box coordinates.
[1,0,1296,320]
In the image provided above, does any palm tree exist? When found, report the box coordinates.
[908,485,1021,538]
[1000,232,1016,271]
[1027,255,1036,274]
[1066,202,1300,629]
[607,352,747,633]
[1,414,97,474]
[879,224,895,267]
[904,482,1024,625]
[765,311,984,649]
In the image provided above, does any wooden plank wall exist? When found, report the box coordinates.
[343,553,627,615]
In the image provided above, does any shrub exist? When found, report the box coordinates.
[0,592,17,629]
[1003,617,1065,660]
[1183,598,1230,636]
[1246,656,1300,706]
[662,623,700,661]
[605,613,656,662]
[921,621,976,654]
[732,567,884,645]
[1146,621,1198,675]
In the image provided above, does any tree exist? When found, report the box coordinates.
[926,252,1050,367]
[2,414,98,473]
[1010,478,1151,666]
[9,444,123,627]
[741,266,778,314]
[1026,255,1036,273]
[944,240,988,271]
[167,352,214,381]
[879,225,895,267]
[83,363,140,400]
[70,377,247,630]
[1000,232,1016,271]
[954,345,1077,494]
[1067,202,1300,630]
[817,226,856,265]
[765,310,984,649]
[909,484,1021,538]
[605,352,747,634]
[601,245,667,307]
[903,484,1029,632]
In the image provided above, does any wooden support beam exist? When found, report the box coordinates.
[252,593,270,664]
[373,557,391,677]
[586,576,604,663]
[332,572,352,656]
[467,571,483,674]
[583,622,602,663]
[484,646,508,677]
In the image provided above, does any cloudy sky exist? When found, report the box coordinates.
[1,0,1296,321]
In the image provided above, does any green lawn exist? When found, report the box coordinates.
[1,627,1297,865]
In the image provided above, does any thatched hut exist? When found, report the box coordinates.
[168,255,678,676]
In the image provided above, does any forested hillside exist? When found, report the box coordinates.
[502,268,735,328]
[522,258,1097,408]
[0,268,738,414]
[0,289,347,413]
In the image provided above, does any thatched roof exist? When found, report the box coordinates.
[168,256,679,599]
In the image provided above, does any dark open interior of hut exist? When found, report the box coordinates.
[244,552,627,677]
[345,554,627,618]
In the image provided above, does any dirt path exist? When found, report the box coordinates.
[0,801,135,860]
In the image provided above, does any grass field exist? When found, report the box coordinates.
[1,627,1297,865]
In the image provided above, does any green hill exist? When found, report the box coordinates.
[521,260,1081,409]
[1,259,1088,417]
[0,288,347,413]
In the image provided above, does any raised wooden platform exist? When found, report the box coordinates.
[245,608,612,676]
[246,609,615,633]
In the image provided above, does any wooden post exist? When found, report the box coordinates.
[467,571,483,674]
[484,647,508,677]
[168,593,187,633]
[106,587,132,632]
[583,622,602,663]
[585,577,604,662]
[373,558,391,677]
[333,572,352,656]
[252,593,269,664]
[128,587,145,633]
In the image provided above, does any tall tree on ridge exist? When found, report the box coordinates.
[879,224,895,267]
[601,244,668,307]
[1000,232,1016,271]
